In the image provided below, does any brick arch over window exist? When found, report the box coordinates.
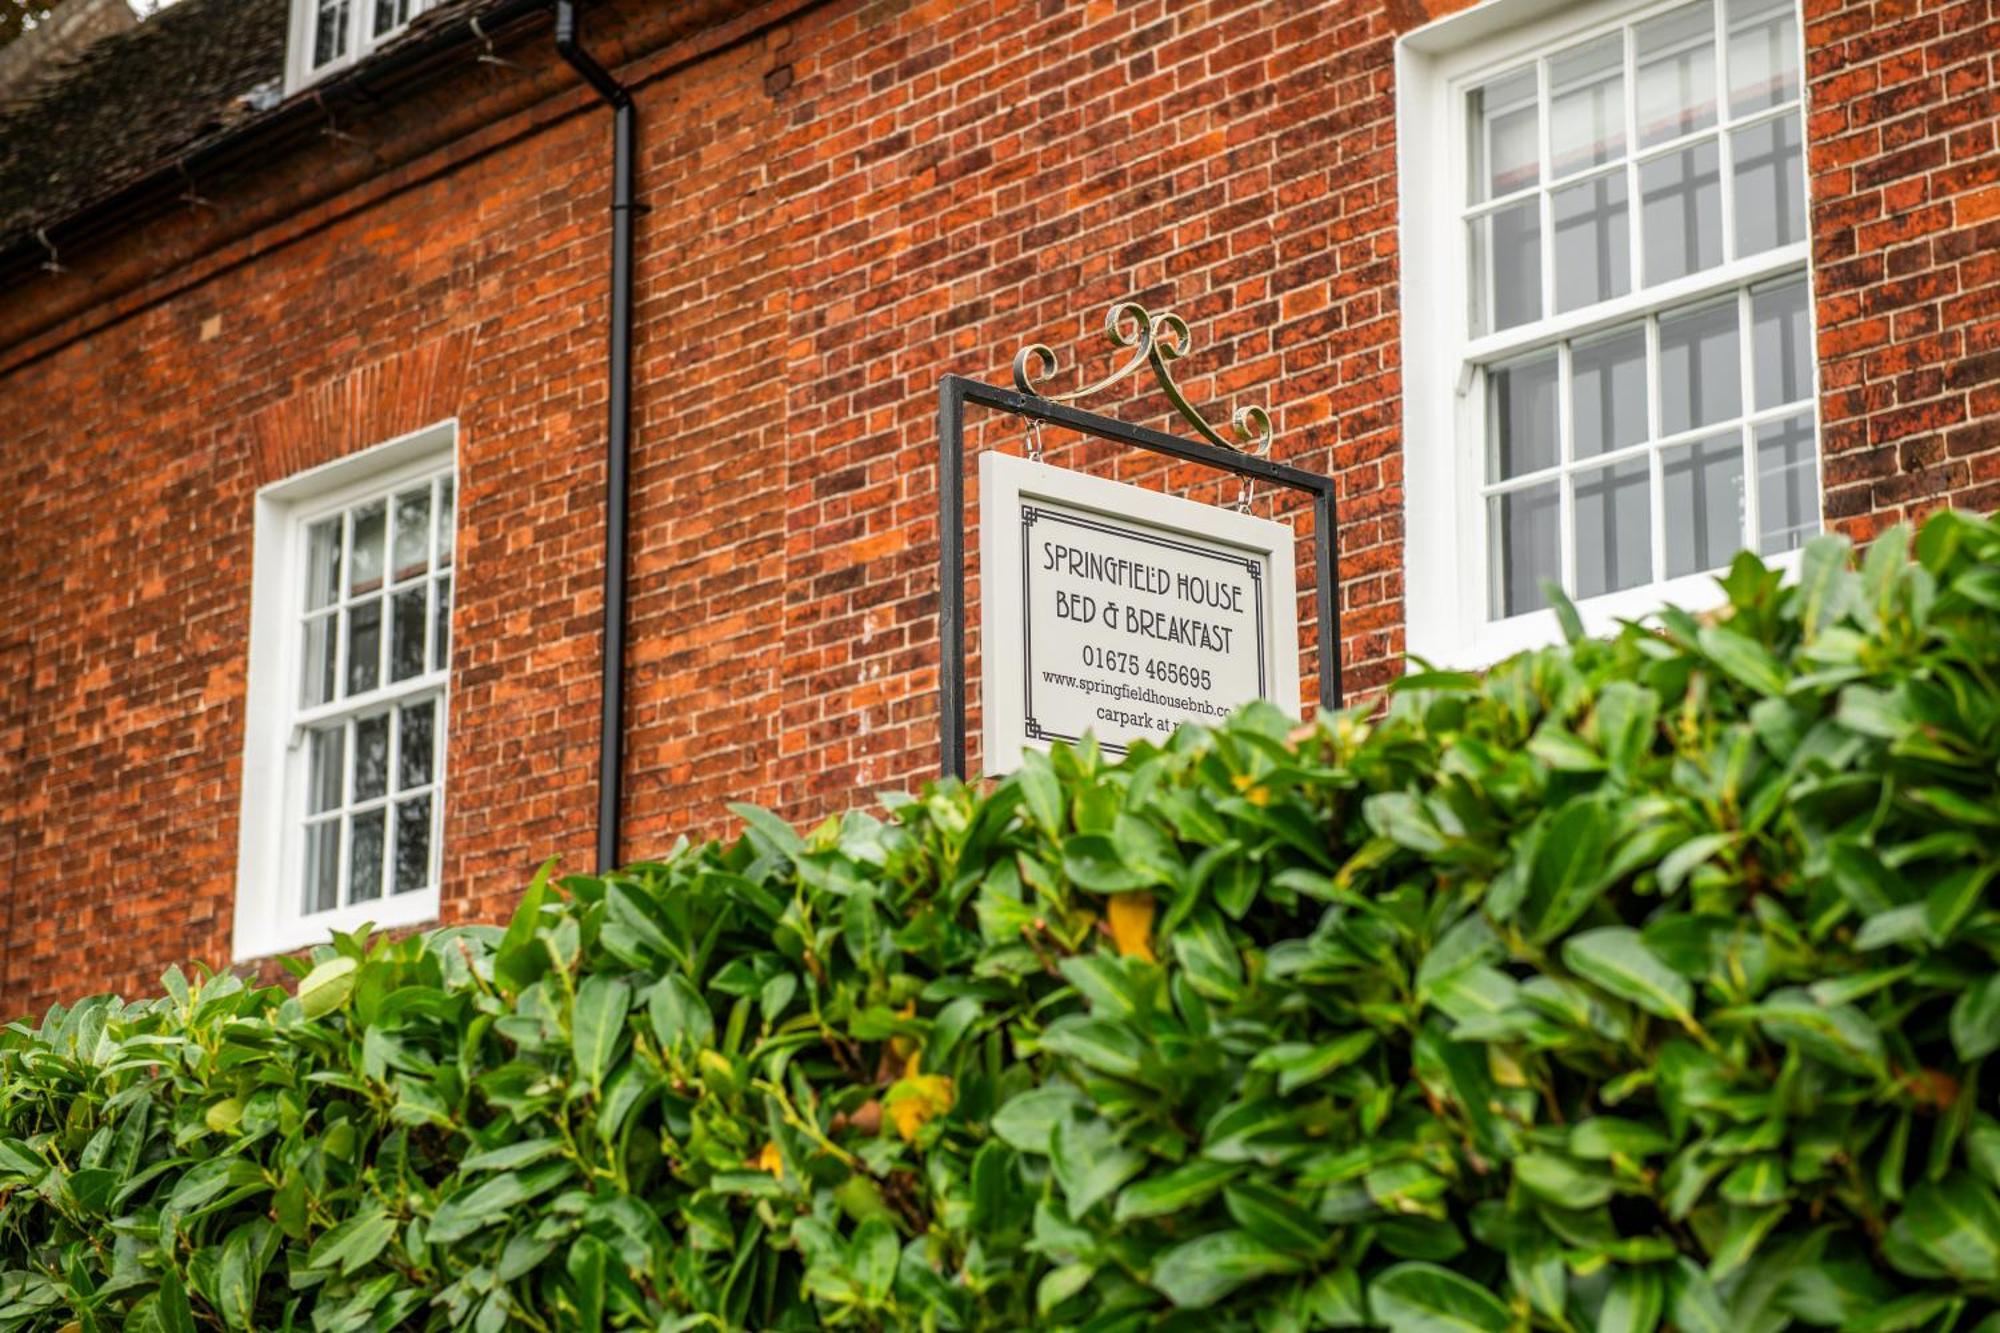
[244,328,478,487]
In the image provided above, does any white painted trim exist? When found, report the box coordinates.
[283,0,438,97]
[978,452,1301,775]
[1396,0,1819,670]
[233,420,457,962]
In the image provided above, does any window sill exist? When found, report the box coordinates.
[233,887,439,964]
[1408,546,1805,671]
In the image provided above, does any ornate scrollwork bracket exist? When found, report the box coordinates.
[1011,300,1278,510]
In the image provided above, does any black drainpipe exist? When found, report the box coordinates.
[552,0,636,875]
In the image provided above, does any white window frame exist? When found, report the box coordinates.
[233,421,457,961]
[283,0,438,94]
[1397,0,1818,669]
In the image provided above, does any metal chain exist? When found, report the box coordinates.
[1024,415,1046,464]
[1236,475,1256,513]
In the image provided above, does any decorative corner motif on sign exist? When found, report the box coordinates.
[1010,300,1278,462]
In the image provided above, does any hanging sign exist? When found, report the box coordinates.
[979,450,1299,772]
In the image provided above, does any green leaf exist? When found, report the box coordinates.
[1037,1263,1096,1315]
[1562,927,1693,1024]
[851,1216,899,1305]
[1750,987,1887,1078]
[1531,799,1613,940]
[1369,1261,1512,1332]
[991,1087,1084,1155]
[566,1234,608,1331]
[494,858,557,992]
[1571,1117,1671,1160]
[1037,1015,1146,1081]
[297,957,358,1021]
[1719,1156,1787,1206]
[646,973,713,1058]
[307,1207,397,1276]
[730,803,802,857]
[1666,1258,1731,1333]
[1887,1176,2000,1281]
[1224,1181,1325,1256]
[1924,864,1996,943]
[1951,975,2000,1062]
[428,1163,572,1244]
[1699,625,1786,696]
[1114,1160,1240,1223]
[1062,833,1151,892]
[1050,1113,1146,1218]
[1790,534,1856,641]
[571,974,631,1096]
[1598,1264,1664,1333]
[1151,1230,1306,1310]
[1017,750,1064,836]
[1515,1151,1616,1209]
[1249,1031,1377,1095]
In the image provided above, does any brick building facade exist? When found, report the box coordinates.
[0,0,1993,1014]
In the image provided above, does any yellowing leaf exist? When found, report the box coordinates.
[884,1054,954,1142]
[890,999,919,1062]
[1107,892,1157,962]
[204,1098,243,1135]
[753,1142,784,1180]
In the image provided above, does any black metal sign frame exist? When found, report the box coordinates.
[936,372,1341,780]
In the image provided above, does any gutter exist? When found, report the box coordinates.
[551,0,637,876]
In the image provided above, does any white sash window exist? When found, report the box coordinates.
[1400,0,1817,666]
[235,424,455,960]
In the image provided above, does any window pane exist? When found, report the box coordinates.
[1575,456,1653,598]
[1728,0,1800,115]
[345,601,381,696]
[1641,139,1723,284]
[1550,34,1625,178]
[350,809,385,904]
[308,726,344,814]
[301,613,336,707]
[391,587,427,683]
[399,700,435,790]
[1487,351,1560,480]
[1636,2,1716,148]
[354,713,389,801]
[434,574,452,668]
[1660,301,1742,434]
[304,820,340,915]
[349,501,386,595]
[306,518,342,611]
[1756,410,1818,554]
[1471,201,1543,334]
[1732,115,1806,256]
[436,477,455,568]
[1554,172,1631,311]
[373,0,410,38]
[1572,326,1649,460]
[1751,276,1812,409]
[313,0,349,67]
[1489,483,1561,619]
[1469,66,1539,202]
[392,486,431,584]
[1663,432,1744,576]
[394,796,432,894]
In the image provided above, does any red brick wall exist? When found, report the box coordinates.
[0,0,1993,1014]
[1804,0,2000,534]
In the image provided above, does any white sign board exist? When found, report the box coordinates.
[979,451,1300,772]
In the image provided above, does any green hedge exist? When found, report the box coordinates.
[3,511,1999,1332]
